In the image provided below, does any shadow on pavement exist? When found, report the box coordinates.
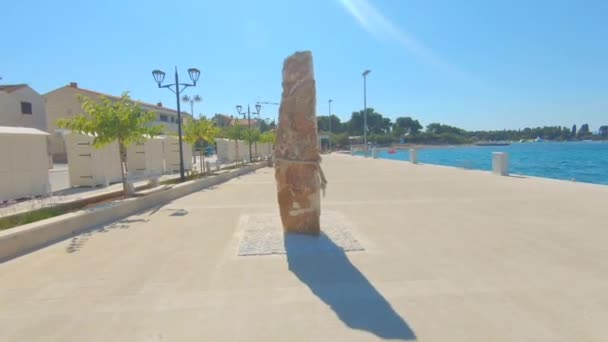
[147,206,189,217]
[66,218,148,253]
[284,233,416,340]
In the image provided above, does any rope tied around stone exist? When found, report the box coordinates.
[274,156,328,196]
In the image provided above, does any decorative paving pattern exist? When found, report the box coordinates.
[237,211,364,256]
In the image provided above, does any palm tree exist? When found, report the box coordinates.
[260,131,276,156]
[181,94,202,116]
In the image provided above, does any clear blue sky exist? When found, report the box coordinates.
[2,0,607,131]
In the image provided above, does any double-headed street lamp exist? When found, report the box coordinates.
[182,94,202,117]
[362,69,371,153]
[152,67,200,182]
[235,104,262,162]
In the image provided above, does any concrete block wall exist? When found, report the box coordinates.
[163,136,193,173]
[216,138,249,163]
[216,138,273,162]
[255,142,273,157]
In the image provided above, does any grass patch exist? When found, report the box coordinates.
[0,207,66,231]
[0,192,125,231]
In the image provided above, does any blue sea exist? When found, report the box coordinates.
[360,142,608,185]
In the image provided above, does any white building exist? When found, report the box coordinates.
[0,84,48,132]
[44,82,190,162]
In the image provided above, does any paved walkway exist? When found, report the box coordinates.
[1,154,607,341]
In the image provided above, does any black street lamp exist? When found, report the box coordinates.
[182,94,202,117]
[152,66,200,182]
[235,104,262,162]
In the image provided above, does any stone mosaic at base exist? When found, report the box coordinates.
[237,211,364,256]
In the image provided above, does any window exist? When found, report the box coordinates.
[160,114,168,122]
[170,117,175,123]
[21,102,32,114]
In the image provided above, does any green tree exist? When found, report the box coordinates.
[348,108,392,135]
[57,92,163,196]
[259,119,270,133]
[242,128,262,160]
[393,117,422,137]
[260,130,276,144]
[578,123,591,138]
[260,130,276,156]
[426,123,467,135]
[183,117,219,173]
[333,132,350,149]
[317,115,344,133]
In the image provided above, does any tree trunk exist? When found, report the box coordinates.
[235,140,239,167]
[199,149,209,174]
[119,141,128,197]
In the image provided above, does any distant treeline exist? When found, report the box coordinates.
[317,108,608,147]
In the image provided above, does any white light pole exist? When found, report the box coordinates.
[362,69,371,154]
[328,99,333,152]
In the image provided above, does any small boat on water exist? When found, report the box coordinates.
[534,137,544,142]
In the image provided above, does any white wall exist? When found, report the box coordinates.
[163,136,193,173]
[0,86,47,131]
[216,138,245,163]
[216,138,273,162]
[126,138,165,177]
[65,133,122,187]
[0,129,50,200]
[255,142,273,157]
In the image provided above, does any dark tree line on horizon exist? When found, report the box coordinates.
[317,108,608,147]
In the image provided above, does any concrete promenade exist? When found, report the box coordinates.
[1,154,607,341]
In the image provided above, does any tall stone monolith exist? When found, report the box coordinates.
[274,51,323,235]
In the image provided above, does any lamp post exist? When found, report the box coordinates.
[228,115,241,165]
[328,99,333,152]
[256,101,279,129]
[236,104,262,162]
[152,66,201,182]
[182,94,202,117]
[362,69,371,154]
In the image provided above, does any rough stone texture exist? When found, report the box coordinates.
[237,211,364,256]
[275,51,322,235]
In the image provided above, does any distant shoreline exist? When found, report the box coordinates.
[343,141,608,186]
[345,140,608,152]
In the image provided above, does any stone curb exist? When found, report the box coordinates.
[0,163,267,263]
